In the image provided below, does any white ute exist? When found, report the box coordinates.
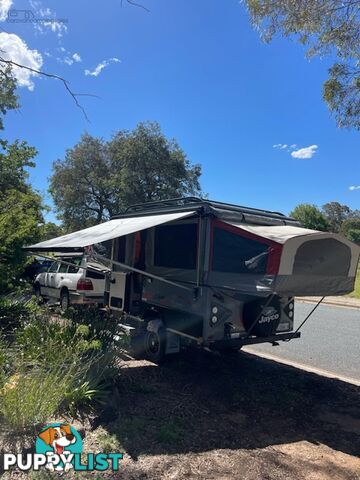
[33,253,107,310]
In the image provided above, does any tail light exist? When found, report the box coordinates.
[77,278,93,291]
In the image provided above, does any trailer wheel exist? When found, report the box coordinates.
[130,332,146,360]
[144,327,166,364]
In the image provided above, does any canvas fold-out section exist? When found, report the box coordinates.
[209,221,360,297]
[25,211,196,252]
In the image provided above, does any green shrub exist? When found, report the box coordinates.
[0,301,123,430]
[0,367,73,432]
[63,305,126,352]
[0,298,37,334]
[63,380,108,419]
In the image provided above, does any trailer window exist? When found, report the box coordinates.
[154,223,197,269]
[212,227,269,274]
[293,238,350,276]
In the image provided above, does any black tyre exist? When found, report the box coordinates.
[130,326,166,363]
[60,289,70,312]
[144,327,166,364]
[34,283,42,303]
[130,332,146,360]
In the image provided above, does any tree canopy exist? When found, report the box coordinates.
[322,201,352,233]
[290,203,330,231]
[290,201,360,244]
[50,122,202,232]
[341,217,360,244]
[244,0,360,129]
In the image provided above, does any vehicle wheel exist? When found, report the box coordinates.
[144,327,166,364]
[130,331,146,360]
[34,283,42,303]
[60,289,70,312]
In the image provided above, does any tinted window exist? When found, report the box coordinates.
[67,257,82,274]
[58,263,68,273]
[48,262,59,273]
[212,227,269,274]
[154,223,197,269]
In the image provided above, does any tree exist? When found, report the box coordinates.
[290,204,329,231]
[50,134,113,232]
[244,0,360,129]
[50,122,202,232]
[322,201,351,232]
[0,66,18,132]
[0,190,43,292]
[0,68,44,293]
[39,222,64,241]
[340,218,360,244]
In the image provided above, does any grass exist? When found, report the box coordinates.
[97,430,121,453]
[0,367,74,433]
[348,267,360,299]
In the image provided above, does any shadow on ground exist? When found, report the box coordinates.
[94,349,360,461]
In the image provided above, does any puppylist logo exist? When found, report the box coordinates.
[1,423,123,473]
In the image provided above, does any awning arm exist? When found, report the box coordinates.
[92,253,194,293]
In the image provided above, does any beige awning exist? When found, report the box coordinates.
[25,211,196,251]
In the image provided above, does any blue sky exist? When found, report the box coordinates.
[1,0,359,222]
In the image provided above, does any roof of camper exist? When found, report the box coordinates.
[24,197,301,252]
[112,197,300,227]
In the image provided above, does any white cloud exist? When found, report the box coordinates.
[0,0,12,21]
[291,145,318,159]
[63,56,74,65]
[72,52,81,62]
[349,185,360,191]
[0,32,43,90]
[273,143,297,152]
[58,50,82,65]
[35,20,68,37]
[30,3,68,37]
[39,7,51,16]
[273,143,298,151]
[85,57,120,77]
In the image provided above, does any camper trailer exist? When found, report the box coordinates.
[26,198,360,362]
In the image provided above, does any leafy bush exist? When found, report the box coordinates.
[0,367,73,432]
[0,298,39,334]
[63,380,108,419]
[0,301,124,430]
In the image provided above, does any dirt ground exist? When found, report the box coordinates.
[2,349,360,479]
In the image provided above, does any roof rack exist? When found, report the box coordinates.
[124,197,204,213]
[124,197,287,218]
